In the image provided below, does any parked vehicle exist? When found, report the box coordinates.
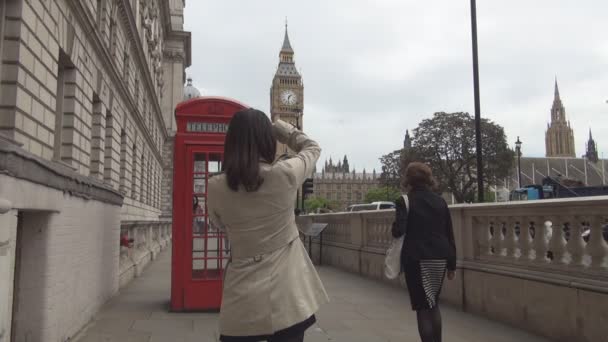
[347,201,395,212]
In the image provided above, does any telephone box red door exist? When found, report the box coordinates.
[171,96,247,311]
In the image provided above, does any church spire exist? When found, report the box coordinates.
[281,20,294,54]
[546,78,576,157]
[404,129,412,149]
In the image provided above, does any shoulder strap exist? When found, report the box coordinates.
[402,194,409,211]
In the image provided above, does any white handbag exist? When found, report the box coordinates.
[384,194,409,279]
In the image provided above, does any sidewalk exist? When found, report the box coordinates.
[74,248,549,342]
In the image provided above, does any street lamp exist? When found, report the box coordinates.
[515,136,522,188]
[470,0,484,202]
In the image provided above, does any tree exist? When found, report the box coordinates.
[411,112,513,203]
[304,196,339,213]
[365,186,401,203]
[379,147,421,190]
[379,151,402,189]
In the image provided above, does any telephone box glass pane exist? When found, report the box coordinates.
[209,153,222,173]
[194,153,207,173]
[194,178,206,194]
[193,217,206,236]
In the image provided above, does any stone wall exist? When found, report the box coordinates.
[0,173,121,342]
[0,0,187,213]
[0,0,189,340]
[304,197,608,342]
[118,220,171,288]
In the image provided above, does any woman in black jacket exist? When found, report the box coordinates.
[391,162,456,342]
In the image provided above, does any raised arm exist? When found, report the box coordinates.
[273,120,321,187]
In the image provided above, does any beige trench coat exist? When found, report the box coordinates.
[207,120,329,337]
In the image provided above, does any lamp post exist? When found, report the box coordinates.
[515,136,522,188]
[470,0,484,202]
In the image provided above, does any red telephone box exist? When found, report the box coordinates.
[171,96,247,311]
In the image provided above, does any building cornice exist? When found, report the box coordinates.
[0,140,123,206]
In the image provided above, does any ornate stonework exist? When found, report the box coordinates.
[270,24,304,157]
[545,80,576,157]
[314,169,381,210]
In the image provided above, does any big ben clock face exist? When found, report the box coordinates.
[280,90,297,105]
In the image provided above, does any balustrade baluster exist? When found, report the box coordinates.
[489,217,502,257]
[587,216,608,269]
[549,218,568,265]
[519,216,533,262]
[568,216,587,267]
[476,216,492,258]
[505,217,518,259]
[533,216,549,263]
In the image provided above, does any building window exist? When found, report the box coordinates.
[119,129,128,193]
[90,95,104,178]
[0,1,5,79]
[53,51,76,163]
[123,50,130,80]
[131,142,138,199]
[140,152,145,202]
[103,111,115,183]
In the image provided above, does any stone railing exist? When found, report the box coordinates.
[119,219,172,288]
[305,196,608,342]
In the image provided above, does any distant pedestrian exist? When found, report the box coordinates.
[207,108,328,342]
[391,162,456,342]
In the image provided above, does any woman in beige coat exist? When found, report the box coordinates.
[207,108,329,342]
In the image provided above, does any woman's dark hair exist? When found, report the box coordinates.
[223,108,276,192]
[401,162,437,191]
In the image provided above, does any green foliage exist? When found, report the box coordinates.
[413,112,513,203]
[364,186,401,203]
[304,196,339,213]
[380,112,513,203]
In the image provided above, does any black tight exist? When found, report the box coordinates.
[416,306,442,342]
[267,332,305,342]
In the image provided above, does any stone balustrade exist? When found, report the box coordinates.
[119,220,172,288]
[305,196,608,342]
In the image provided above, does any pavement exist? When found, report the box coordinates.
[74,248,549,342]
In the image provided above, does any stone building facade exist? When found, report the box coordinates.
[0,0,190,341]
[545,80,576,157]
[313,169,381,210]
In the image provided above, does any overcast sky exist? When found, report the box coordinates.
[183,1,608,172]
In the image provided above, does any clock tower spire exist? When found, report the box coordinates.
[271,22,304,156]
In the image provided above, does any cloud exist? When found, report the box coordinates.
[184,0,608,170]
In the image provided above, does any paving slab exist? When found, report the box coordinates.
[74,248,550,342]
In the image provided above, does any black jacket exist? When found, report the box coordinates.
[391,188,456,271]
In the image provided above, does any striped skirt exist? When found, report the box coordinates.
[404,259,447,310]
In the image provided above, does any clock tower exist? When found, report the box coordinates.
[271,23,304,156]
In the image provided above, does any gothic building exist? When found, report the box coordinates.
[404,130,412,149]
[545,80,576,157]
[314,168,381,209]
[324,156,350,173]
[585,130,599,163]
[270,24,304,157]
